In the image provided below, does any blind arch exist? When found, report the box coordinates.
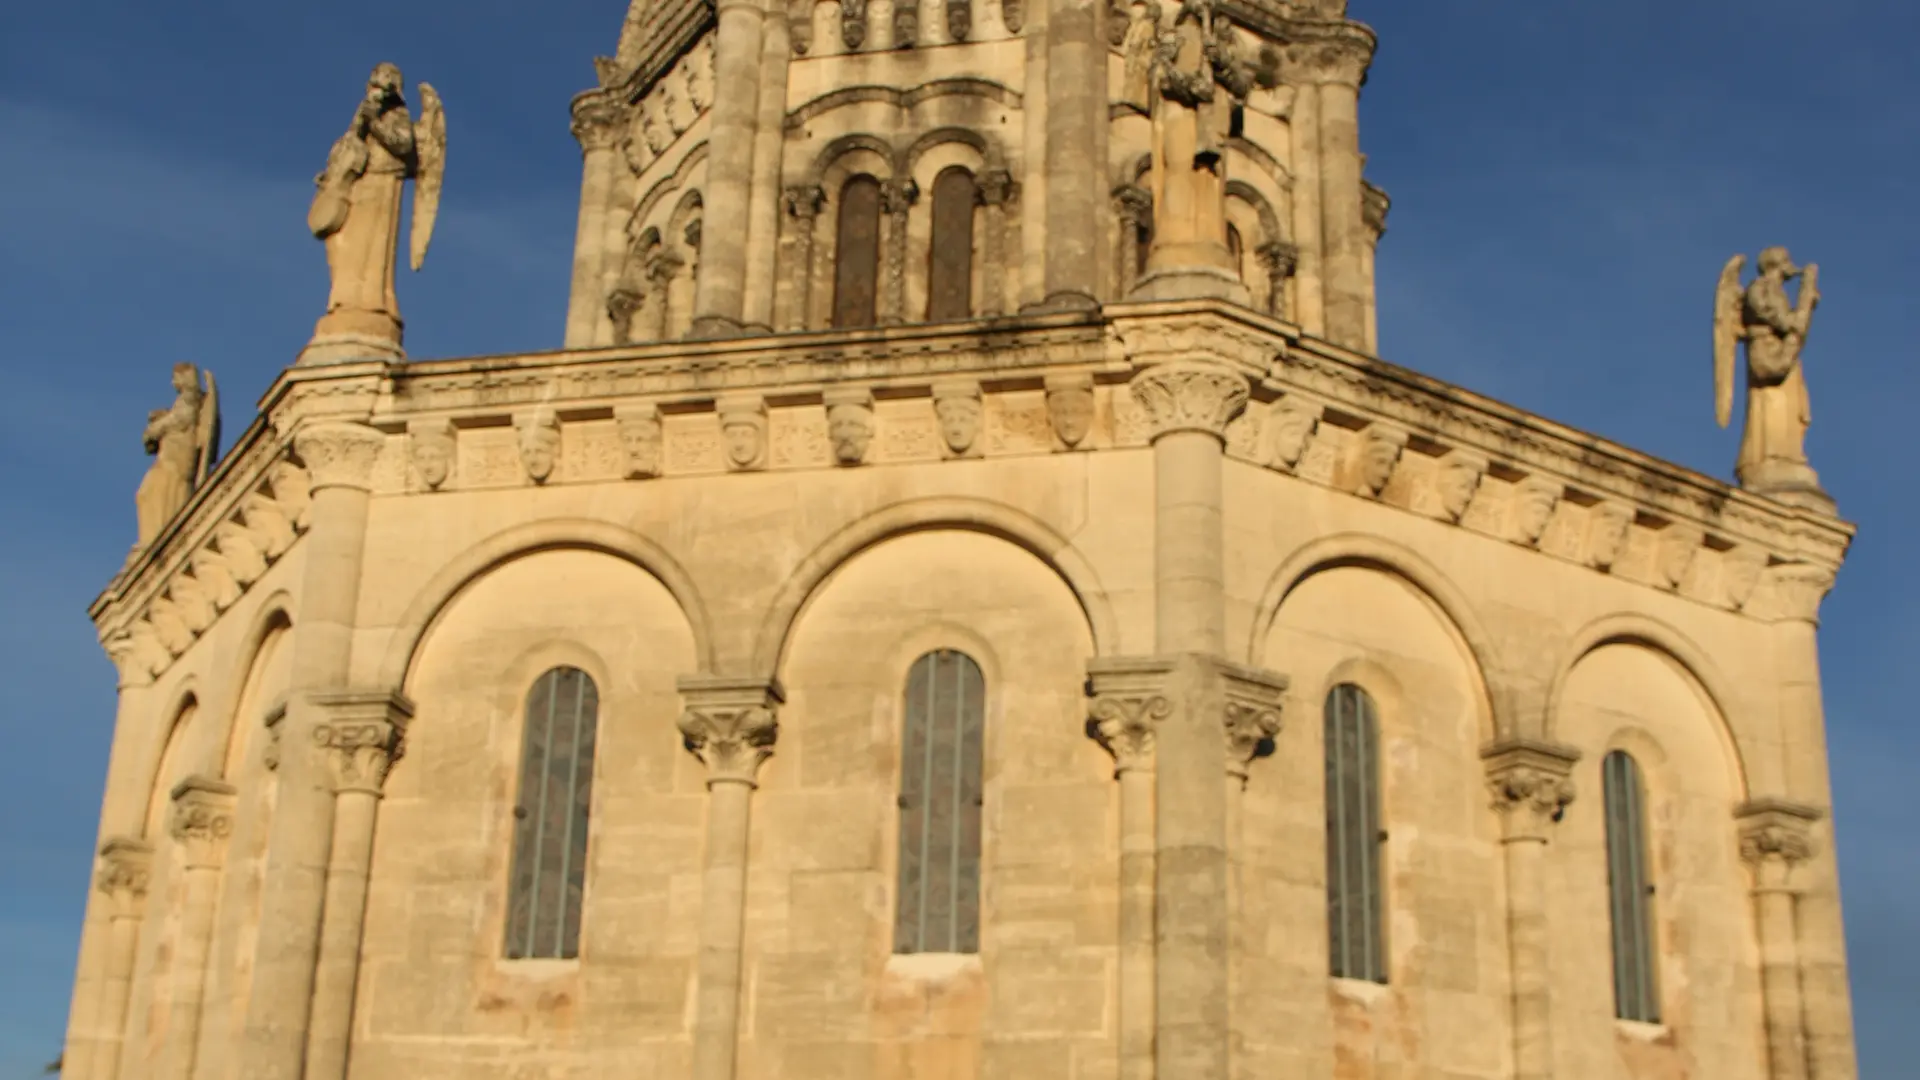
[1325,682,1385,982]
[893,649,986,954]
[504,666,600,960]
[1603,749,1660,1022]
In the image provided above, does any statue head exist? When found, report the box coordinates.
[719,400,767,471]
[1047,382,1096,448]
[409,421,454,490]
[367,63,404,105]
[517,416,560,484]
[170,362,201,400]
[616,409,663,479]
[1359,432,1402,495]
[827,401,874,466]
[933,386,982,456]
[1758,246,1799,279]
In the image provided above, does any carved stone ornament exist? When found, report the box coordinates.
[1086,657,1178,777]
[894,0,920,47]
[311,690,414,795]
[1585,501,1634,571]
[1482,738,1580,842]
[718,395,769,471]
[1129,363,1250,441]
[293,421,387,494]
[1509,476,1562,547]
[783,184,827,221]
[270,458,313,531]
[95,837,154,916]
[824,388,876,466]
[615,404,664,479]
[1713,247,1829,507]
[1353,424,1408,498]
[1361,181,1391,241]
[1721,547,1769,610]
[678,677,784,786]
[408,418,455,489]
[842,0,870,49]
[242,491,295,559]
[1046,374,1097,449]
[214,521,268,586]
[1000,0,1023,33]
[1436,448,1487,522]
[1223,677,1287,785]
[569,90,627,153]
[1656,525,1705,591]
[187,548,242,611]
[1266,397,1322,472]
[134,361,219,551]
[932,381,983,457]
[516,412,561,484]
[1757,562,1836,625]
[1735,798,1823,892]
[168,775,238,870]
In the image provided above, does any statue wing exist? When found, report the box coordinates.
[1712,253,1745,429]
[194,369,222,488]
[409,83,447,271]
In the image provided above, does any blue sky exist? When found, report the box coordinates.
[0,0,1913,1074]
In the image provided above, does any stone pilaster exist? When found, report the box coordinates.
[880,177,919,325]
[242,422,384,1080]
[679,676,783,1080]
[1738,799,1823,1080]
[1289,27,1377,349]
[781,185,826,330]
[565,90,630,348]
[305,691,412,1080]
[156,778,237,1080]
[1483,739,1579,1080]
[91,837,152,1080]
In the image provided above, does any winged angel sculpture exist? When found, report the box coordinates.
[1713,246,1828,503]
[133,363,219,552]
[303,63,445,363]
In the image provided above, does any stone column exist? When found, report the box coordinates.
[1297,29,1375,349]
[156,777,237,1080]
[1761,563,1855,1080]
[90,838,152,1080]
[1482,739,1579,1080]
[1738,800,1822,1080]
[564,90,629,348]
[780,185,826,331]
[678,676,783,1080]
[880,177,919,325]
[1131,363,1247,653]
[978,169,1018,316]
[741,8,792,332]
[241,423,386,1080]
[1255,240,1299,322]
[641,249,686,342]
[1039,0,1103,310]
[1284,77,1325,337]
[1359,182,1389,353]
[1113,185,1152,298]
[304,692,413,1080]
[1089,660,1173,1080]
[1223,674,1286,1080]
[691,0,768,337]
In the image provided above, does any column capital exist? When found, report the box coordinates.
[783,183,827,220]
[102,629,158,689]
[1736,798,1824,892]
[1755,562,1838,625]
[168,775,238,869]
[1129,362,1252,443]
[292,421,387,494]
[1221,662,1289,784]
[1112,184,1153,225]
[1087,657,1178,775]
[569,89,629,152]
[1281,24,1377,87]
[977,169,1020,208]
[1362,181,1391,240]
[1255,239,1300,279]
[677,676,784,786]
[96,836,154,916]
[311,689,414,795]
[881,176,920,214]
[1482,738,1580,842]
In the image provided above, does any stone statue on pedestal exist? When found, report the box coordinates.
[133,363,220,552]
[1714,247,1830,509]
[302,63,446,366]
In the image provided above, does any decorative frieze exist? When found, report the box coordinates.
[677,676,784,786]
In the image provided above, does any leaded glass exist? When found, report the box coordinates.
[504,666,599,960]
[1603,750,1660,1023]
[894,650,985,954]
[1325,683,1386,983]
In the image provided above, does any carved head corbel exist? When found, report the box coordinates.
[1046,375,1097,449]
[408,418,456,490]
[933,381,984,457]
[718,395,769,471]
[825,388,876,466]
[615,404,664,480]
[516,412,561,484]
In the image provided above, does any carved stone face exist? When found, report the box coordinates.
[947,0,971,40]
[1659,530,1700,588]
[618,417,663,479]
[1587,506,1632,569]
[724,419,764,470]
[411,428,453,489]
[828,404,873,466]
[171,363,198,396]
[1513,483,1558,543]
[519,423,559,484]
[1268,405,1317,469]
[935,395,982,455]
[1360,437,1401,495]
[1049,388,1095,448]
[1438,459,1482,520]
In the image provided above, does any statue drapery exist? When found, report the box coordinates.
[133,363,219,552]
[1713,246,1829,507]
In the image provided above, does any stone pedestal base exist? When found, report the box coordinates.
[1740,459,1835,515]
[299,309,405,367]
[1130,266,1251,307]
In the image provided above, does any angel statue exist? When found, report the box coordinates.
[133,363,220,553]
[300,62,446,366]
[1713,246,1830,507]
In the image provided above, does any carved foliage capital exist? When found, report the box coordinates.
[1757,562,1837,624]
[1222,667,1288,782]
[168,775,238,869]
[1283,30,1374,87]
[783,184,827,220]
[1736,798,1823,891]
[1087,657,1177,775]
[311,690,414,795]
[1130,363,1250,442]
[1482,738,1580,841]
[96,837,154,915]
[570,90,629,151]
[977,169,1018,207]
[678,677,784,786]
[292,422,387,494]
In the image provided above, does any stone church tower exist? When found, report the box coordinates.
[64,2,1859,1080]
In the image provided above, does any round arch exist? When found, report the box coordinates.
[215,594,295,778]
[751,496,1120,677]
[1248,532,1507,735]
[1545,611,1752,798]
[377,518,714,688]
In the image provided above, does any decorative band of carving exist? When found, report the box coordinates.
[1130,363,1250,442]
[678,676,784,787]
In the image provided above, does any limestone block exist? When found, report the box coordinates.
[983,949,1108,1035]
[752,951,871,1039]
[578,956,693,1038]
[752,789,884,871]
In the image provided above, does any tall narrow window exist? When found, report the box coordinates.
[1604,750,1660,1022]
[505,666,599,960]
[894,649,986,954]
[1227,224,1244,277]
[832,175,883,328]
[1325,683,1385,982]
[926,167,978,321]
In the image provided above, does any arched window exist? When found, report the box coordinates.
[1603,750,1660,1022]
[1226,224,1244,277]
[926,167,978,321]
[505,666,600,960]
[832,175,883,329]
[894,649,986,954]
[1325,682,1385,983]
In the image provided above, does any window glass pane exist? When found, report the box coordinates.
[895,650,985,954]
[1603,751,1659,1022]
[926,168,977,321]
[505,667,598,960]
[1325,684,1385,983]
[833,176,882,328]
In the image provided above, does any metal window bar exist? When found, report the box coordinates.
[894,650,985,954]
[505,667,599,960]
[1326,684,1386,983]
[1603,751,1660,1022]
